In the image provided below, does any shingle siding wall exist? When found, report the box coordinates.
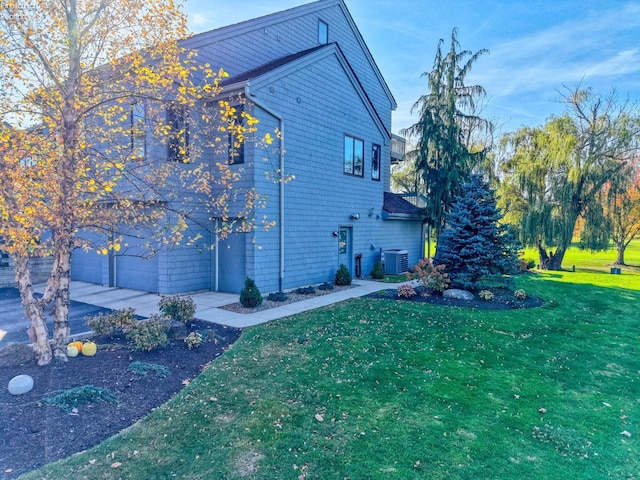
[249,52,421,293]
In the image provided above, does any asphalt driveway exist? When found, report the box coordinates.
[0,288,111,345]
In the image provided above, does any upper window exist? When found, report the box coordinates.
[131,100,145,158]
[318,20,328,44]
[167,104,189,163]
[344,135,364,177]
[371,143,381,181]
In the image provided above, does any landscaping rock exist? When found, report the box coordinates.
[168,320,187,340]
[444,289,475,301]
[8,374,34,395]
[0,342,36,367]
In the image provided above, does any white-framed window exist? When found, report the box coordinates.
[344,135,364,177]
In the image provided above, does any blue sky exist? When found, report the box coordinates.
[184,0,640,135]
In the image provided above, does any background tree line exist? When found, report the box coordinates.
[397,29,640,272]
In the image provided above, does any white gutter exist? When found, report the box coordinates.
[243,85,286,292]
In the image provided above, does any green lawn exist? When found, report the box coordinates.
[22,266,640,479]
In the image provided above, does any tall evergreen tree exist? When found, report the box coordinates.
[434,175,520,289]
[401,28,492,235]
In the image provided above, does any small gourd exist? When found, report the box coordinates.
[81,341,97,356]
[69,341,83,354]
[66,345,79,357]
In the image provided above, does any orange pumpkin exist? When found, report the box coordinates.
[69,341,83,354]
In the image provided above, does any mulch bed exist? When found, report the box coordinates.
[366,286,545,310]
[0,320,240,479]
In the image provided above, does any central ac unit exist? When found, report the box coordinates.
[382,249,409,274]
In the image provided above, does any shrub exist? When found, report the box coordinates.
[267,291,288,302]
[335,263,352,286]
[42,385,118,413]
[295,285,316,295]
[371,260,385,280]
[514,289,527,300]
[184,331,203,350]
[407,258,450,293]
[127,361,170,378]
[84,308,137,336]
[478,290,494,301]
[124,315,170,351]
[158,295,196,323]
[240,277,263,308]
[318,282,334,291]
[397,284,417,298]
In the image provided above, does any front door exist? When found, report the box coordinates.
[338,226,353,275]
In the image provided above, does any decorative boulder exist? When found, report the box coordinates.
[0,343,36,368]
[8,374,34,395]
[444,289,475,301]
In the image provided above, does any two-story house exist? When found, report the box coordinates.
[71,0,424,294]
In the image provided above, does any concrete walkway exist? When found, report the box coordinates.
[65,279,397,329]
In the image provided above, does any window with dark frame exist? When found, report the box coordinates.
[371,143,381,181]
[228,105,245,165]
[318,19,328,44]
[344,135,364,177]
[131,100,145,158]
[167,104,189,163]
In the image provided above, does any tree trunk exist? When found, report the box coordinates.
[538,243,567,271]
[615,242,626,265]
[14,255,52,365]
[51,245,72,360]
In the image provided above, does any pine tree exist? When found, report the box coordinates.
[433,175,519,289]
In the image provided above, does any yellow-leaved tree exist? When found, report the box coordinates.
[0,0,265,365]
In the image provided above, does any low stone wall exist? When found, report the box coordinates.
[0,256,53,288]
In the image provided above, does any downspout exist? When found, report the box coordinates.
[244,86,286,292]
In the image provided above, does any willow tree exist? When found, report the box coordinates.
[499,87,640,270]
[401,28,493,236]
[0,1,262,365]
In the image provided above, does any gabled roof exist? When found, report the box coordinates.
[184,0,396,109]
[225,43,391,140]
[382,192,423,221]
[222,45,328,86]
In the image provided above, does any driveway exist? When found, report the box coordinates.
[0,288,111,345]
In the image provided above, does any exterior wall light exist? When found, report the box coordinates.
[350,213,360,220]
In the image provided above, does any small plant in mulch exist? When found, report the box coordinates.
[159,295,196,323]
[514,289,527,300]
[335,264,352,286]
[295,285,316,295]
[124,315,171,351]
[127,361,170,378]
[407,258,450,293]
[184,331,203,350]
[267,291,289,302]
[371,260,385,280]
[42,385,118,412]
[85,308,137,336]
[318,282,334,291]
[240,277,263,307]
[397,284,417,298]
[479,290,495,301]
[199,328,223,343]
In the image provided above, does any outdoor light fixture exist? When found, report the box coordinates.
[350,213,360,220]
[332,231,339,237]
